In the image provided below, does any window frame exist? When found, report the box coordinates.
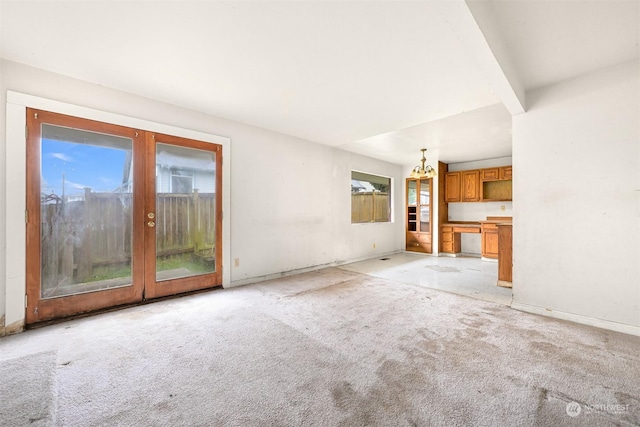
[350,170,393,224]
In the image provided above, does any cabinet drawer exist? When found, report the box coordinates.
[406,232,418,244]
[481,168,499,180]
[407,232,431,244]
[441,241,454,253]
[415,233,432,243]
[406,241,432,253]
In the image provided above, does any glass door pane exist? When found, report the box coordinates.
[155,143,216,281]
[420,207,430,232]
[419,179,431,233]
[39,124,134,299]
[408,180,417,205]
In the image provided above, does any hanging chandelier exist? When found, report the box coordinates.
[410,148,437,179]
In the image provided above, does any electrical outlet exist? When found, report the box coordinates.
[500,205,505,211]
[234,258,240,267]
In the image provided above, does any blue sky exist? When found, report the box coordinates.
[41,139,130,196]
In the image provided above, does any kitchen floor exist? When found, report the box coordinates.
[339,252,513,306]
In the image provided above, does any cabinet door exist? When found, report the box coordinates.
[481,168,499,181]
[418,179,432,234]
[407,179,417,206]
[444,172,461,202]
[482,228,499,258]
[501,166,512,180]
[461,170,480,202]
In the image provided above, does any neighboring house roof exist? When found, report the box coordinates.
[351,180,376,193]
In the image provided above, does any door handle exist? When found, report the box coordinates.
[147,221,156,228]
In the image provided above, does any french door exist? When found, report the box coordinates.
[25,109,222,324]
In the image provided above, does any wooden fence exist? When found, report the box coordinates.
[351,192,390,223]
[41,190,215,283]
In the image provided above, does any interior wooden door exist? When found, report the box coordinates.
[25,111,223,324]
[25,109,145,323]
[142,132,223,299]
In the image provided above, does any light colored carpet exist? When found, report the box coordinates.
[0,351,57,426]
[0,267,638,426]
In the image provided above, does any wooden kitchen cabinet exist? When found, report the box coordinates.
[444,165,512,203]
[481,168,500,181]
[461,170,480,202]
[406,178,432,253]
[480,166,513,202]
[497,224,513,287]
[444,172,461,202]
[481,223,499,259]
[501,166,512,180]
[441,226,461,254]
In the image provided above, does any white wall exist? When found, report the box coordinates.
[512,60,640,334]
[447,157,513,255]
[0,60,404,333]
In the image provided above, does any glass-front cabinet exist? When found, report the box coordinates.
[406,178,432,253]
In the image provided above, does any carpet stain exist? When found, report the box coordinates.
[534,387,549,420]
[331,356,432,426]
[331,381,357,411]
[530,341,560,353]
[458,316,492,328]
[614,392,640,424]
[425,265,460,273]
[284,279,358,298]
[615,391,639,406]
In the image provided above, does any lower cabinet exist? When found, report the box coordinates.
[406,232,432,253]
[481,224,499,259]
[497,224,513,286]
[441,226,461,254]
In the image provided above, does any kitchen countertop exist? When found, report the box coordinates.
[443,220,512,229]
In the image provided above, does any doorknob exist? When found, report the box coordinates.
[147,221,156,228]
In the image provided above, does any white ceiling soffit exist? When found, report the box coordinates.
[0,1,501,148]
[436,0,525,116]
[489,0,640,91]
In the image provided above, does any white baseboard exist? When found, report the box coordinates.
[511,302,640,337]
[227,251,402,288]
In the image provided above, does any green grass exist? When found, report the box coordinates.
[83,253,214,283]
[156,254,214,275]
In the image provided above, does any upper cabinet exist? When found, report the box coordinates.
[480,168,499,181]
[501,166,512,180]
[444,172,461,202]
[445,166,512,203]
[462,170,480,202]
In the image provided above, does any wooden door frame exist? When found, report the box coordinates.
[24,109,223,324]
[25,109,146,324]
[143,132,223,300]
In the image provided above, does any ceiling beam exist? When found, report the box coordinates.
[437,0,526,115]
